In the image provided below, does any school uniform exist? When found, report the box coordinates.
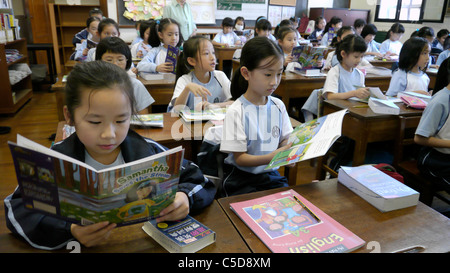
[72,28,88,46]
[436,49,450,66]
[320,32,333,47]
[73,38,98,62]
[386,69,430,97]
[415,87,450,191]
[130,41,152,59]
[309,29,324,41]
[364,40,381,61]
[431,39,444,52]
[213,31,241,46]
[168,70,231,112]
[136,45,168,73]
[379,39,403,55]
[4,130,215,250]
[130,76,155,111]
[131,36,143,46]
[220,95,293,197]
[302,63,364,120]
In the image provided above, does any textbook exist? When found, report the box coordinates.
[230,189,365,253]
[368,97,400,115]
[327,28,336,44]
[179,107,227,122]
[131,114,164,127]
[338,165,419,212]
[265,109,346,170]
[8,134,185,226]
[291,45,328,69]
[142,215,216,253]
[165,45,179,74]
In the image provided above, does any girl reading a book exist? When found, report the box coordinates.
[320,16,343,47]
[130,20,154,59]
[96,36,154,114]
[72,17,100,62]
[276,26,300,71]
[386,37,431,97]
[4,61,215,250]
[168,36,233,112]
[136,18,183,74]
[309,17,326,41]
[379,23,405,56]
[219,37,294,197]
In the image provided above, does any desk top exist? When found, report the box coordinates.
[324,99,423,119]
[218,179,450,253]
[0,200,250,253]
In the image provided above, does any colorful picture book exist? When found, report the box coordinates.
[338,165,419,212]
[266,109,346,170]
[291,45,328,69]
[130,114,164,127]
[142,215,216,253]
[165,45,179,74]
[327,27,336,44]
[8,134,185,226]
[230,189,365,253]
[179,107,227,122]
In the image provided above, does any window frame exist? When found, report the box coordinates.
[374,0,449,24]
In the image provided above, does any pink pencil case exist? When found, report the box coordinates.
[400,95,427,109]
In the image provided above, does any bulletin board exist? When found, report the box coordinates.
[117,0,165,26]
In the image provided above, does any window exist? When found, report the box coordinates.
[375,0,448,23]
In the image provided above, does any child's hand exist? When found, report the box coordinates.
[195,100,211,111]
[137,50,143,59]
[285,54,294,64]
[187,83,212,101]
[131,67,138,74]
[70,221,116,247]
[157,192,189,222]
[354,87,370,99]
[82,48,89,56]
[156,62,174,73]
[272,142,293,157]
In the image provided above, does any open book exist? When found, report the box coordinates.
[291,45,328,69]
[265,109,346,169]
[8,134,184,226]
[130,114,164,127]
[179,107,227,122]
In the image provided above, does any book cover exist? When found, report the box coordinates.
[165,45,179,74]
[8,134,184,226]
[368,97,400,115]
[292,45,328,69]
[230,189,365,253]
[179,107,227,122]
[265,109,346,170]
[142,215,216,253]
[327,27,335,44]
[131,114,164,127]
[338,165,419,212]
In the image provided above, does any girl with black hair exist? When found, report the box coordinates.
[130,20,154,59]
[320,16,343,47]
[380,23,405,56]
[386,37,431,97]
[361,24,383,59]
[137,18,184,74]
[219,37,294,197]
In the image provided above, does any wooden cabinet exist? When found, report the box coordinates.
[0,38,33,114]
[48,1,108,74]
[309,8,370,27]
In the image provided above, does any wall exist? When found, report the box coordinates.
[350,1,450,43]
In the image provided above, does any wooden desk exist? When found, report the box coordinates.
[322,99,423,168]
[214,45,241,71]
[0,200,250,253]
[218,179,450,253]
[275,71,393,109]
[51,74,175,121]
[369,59,396,69]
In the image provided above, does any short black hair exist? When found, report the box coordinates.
[354,18,366,29]
[139,20,154,40]
[222,17,234,27]
[416,26,435,39]
[360,24,378,38]
[95,37,132,71]
[234,16,245,29]
[437,29,449,39]
[86,16,100,29]
[89,8,103,16]
[255,19,272,34]
[98,18,120,35]
[336,34,367,62]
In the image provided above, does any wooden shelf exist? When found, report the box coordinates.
[0,38,33,114]
[49,1,108,74]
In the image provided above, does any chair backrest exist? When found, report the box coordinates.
[393,115,422,167]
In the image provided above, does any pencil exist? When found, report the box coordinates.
[353,105,369,108]
[293,195,321,223]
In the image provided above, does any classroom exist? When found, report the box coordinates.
[0,0,449,256]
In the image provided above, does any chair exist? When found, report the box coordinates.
[393,116,450,206]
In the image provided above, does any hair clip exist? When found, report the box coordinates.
[256,16,267,23]
[156,20,160,25]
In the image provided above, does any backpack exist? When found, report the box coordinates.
[373,163,404,183]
